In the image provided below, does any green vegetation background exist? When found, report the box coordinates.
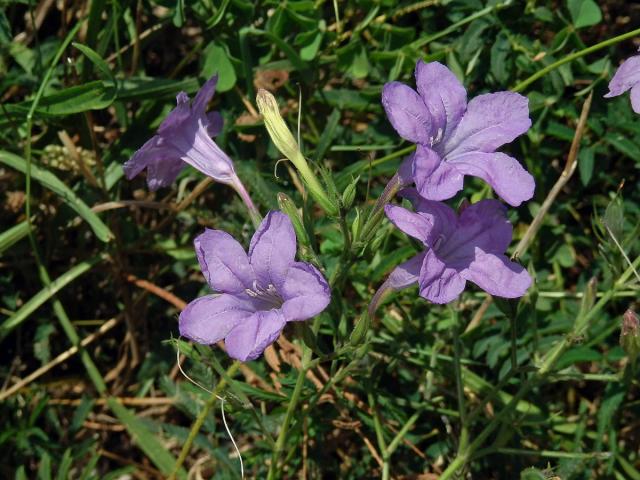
[0,0,639,478]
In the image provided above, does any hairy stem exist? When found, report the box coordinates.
[267,345,313,479]
[168,361,241,480]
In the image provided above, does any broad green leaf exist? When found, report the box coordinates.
[202,42,237,92]
[0,256,102,338]
[567,0,602,28]
[107,398,187,479]
[0,151,113,242]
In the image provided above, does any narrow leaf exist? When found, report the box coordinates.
[0,150,114,242]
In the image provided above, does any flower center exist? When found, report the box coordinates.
[245,280,283,308]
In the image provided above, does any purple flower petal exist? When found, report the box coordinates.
[280,262,331,321]
[249,211,297,290]
[382,82,436,145]
[412,145,464,201]
[445,92,531,156]
[123,136,185,191]
[224,309,287,361]
[158,92,192,134]
[400,188,457,243]
[207,111,224,137]
[387,252,424,290]
[194,229,255,294]
[461,251,531,298]
[192,75,218,115]
[385,204,434,244]
[449,152,535,206]
[604,55,640,98]
[126,75,239,189]
[397,154,415,187]
[442,199,512,259]
[167,120,237,184]
[179,293,256,345]
[419,250,466,303]
[415,61,467,140]
[631,84,640,114]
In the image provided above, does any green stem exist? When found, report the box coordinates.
[267,345,313,480]
[382,411,421,479]
[509,313,518,375]
[295,152,339,216]
[410,0,512,49]
[359,173,403,247]
[168,361,241,480]
[452,308,469,456]
[440,256,640,479]
[512,26,640,92]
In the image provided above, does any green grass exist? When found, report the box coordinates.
[1,0,639,478]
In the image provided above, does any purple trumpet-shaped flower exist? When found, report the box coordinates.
[383,190,531,304]
[124,75,238,190]
[604,50,640,113]
[179,211,331,362]
[382,61,535,207]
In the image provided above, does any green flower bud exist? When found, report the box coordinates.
[256,89,302,167]
[256,89,338,216]
[277,192,310,247]
[350,312,370,347]
[621,309,640,363]
[341,176,359,210]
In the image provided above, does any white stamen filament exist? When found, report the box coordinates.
[176,348,244,479]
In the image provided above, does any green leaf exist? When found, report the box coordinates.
[202,42,237,92]
[567,0,602,28]
[5,81,116,117]
[490,32,511,84]
[37,452,52,480]
[0,220,30,255]
[313,109,341,162]
[0,256,103,338]
[107,398,187,479]
[115,77,199,101]
[337,40,370,79]
[72,42,116,85]
[603,196,625,241]
[0,151,114,242]
[578,145,595,186]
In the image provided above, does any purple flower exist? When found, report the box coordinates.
[124,75,236,191]
[604,51,640,113]
[383,190,531,304]
[179,211,331,361]
[382,61,535,207]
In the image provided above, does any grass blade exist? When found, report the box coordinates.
[107,398,187,479]
[0,150,114,243]
[0,256,103,338]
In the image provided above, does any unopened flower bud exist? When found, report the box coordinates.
[256,89,302,166]
[342,176,359,209]
[277,192,310,247]
[256,89,338,216]
[350,312,370,347]
[620,309,640,362]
